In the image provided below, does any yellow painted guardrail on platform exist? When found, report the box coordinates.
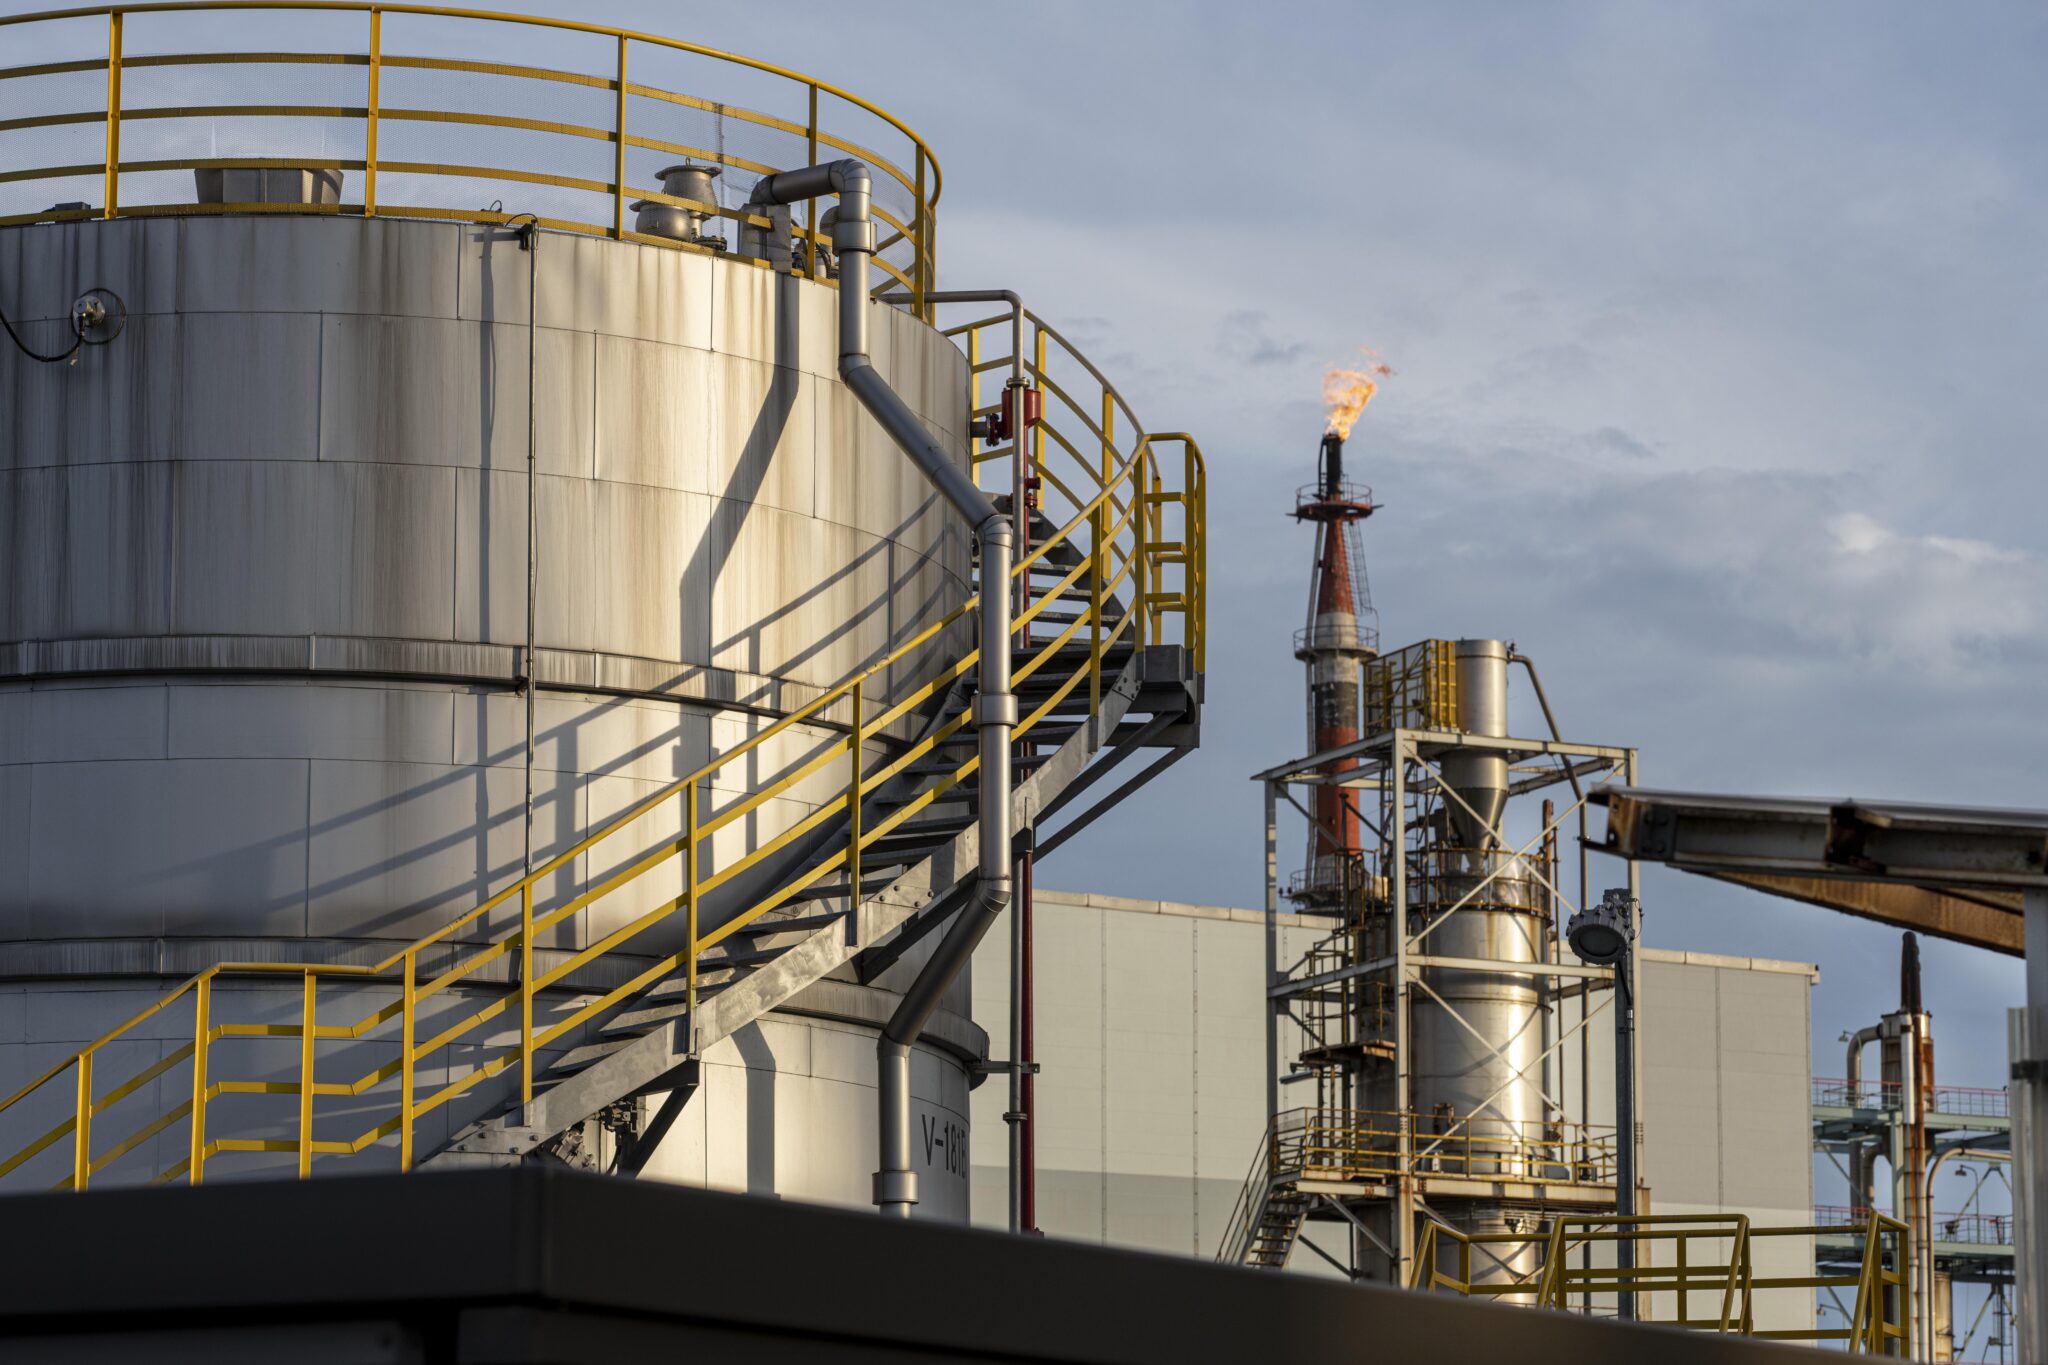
[0,3,940,313]
[1414,1210,1911,1355]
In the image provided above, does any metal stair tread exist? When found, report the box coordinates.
[732,908,854,936]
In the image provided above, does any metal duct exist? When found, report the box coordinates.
[1441,639,1509,847]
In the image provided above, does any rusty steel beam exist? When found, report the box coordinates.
[1702,871,2024,956]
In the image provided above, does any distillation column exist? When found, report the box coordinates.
[1413,639,1549,1280]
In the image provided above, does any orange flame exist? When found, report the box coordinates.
[1322,352,1394,440]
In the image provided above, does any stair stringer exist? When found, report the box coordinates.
[426,658,1145,1166]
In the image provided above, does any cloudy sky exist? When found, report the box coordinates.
[7,0,2039,1192]
[669,0,2044,1091]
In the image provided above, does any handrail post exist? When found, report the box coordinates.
[967,325,983,489]
[805,83,820,277]
[364,8,382,216]
[611,35,628,240]
[1088,497,1103,737]
[297,972,317,1177]
[1034,327,1047,488]
[685,781,699,1057]
[399,948,416,1170]
[1129,444,1146,653]
[72,1051,91,1191]
[848,681,863,942]
[520,882,535,1108]
[189,975,210,1184]
[102,12,121,218]
[912,151,926,318]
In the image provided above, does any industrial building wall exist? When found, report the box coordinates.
[972,891,1815,1310]
[967,891,1325,1257]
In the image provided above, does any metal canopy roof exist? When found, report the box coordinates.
[1593,787,2046,956]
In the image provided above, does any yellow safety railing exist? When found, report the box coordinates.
[1275,1106,1616,1188]
[0,337,1206,1193]
[1413,1210,1911,1354]
[944,302,1205,673]
[0,3,939,314]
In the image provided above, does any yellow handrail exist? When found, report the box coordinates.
[0,3,940,313]
[0,312,1207,1191]
[1414,1210,1911,1353]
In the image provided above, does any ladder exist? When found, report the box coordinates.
[0,304,1207,1192]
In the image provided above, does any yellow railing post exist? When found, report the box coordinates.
[102,12,121,218]
[849,681,863,930]
[912,151,926,318]
[297,973,317,1177]
[1130,448,1148,650]
[1184,441,1204,670]
[1088,498,1103,728]
[364,8,382,216]
[189,975,210,1184]
[685,781,700,1056]
[1098,388,1112,492]
[612,35,628,240]
[72,1051,91,1191]
[804,83,820,277]
[1034,328,1048,486]
[968,326,982,487]
[399,948,415,1170]
[520,881,535,1107]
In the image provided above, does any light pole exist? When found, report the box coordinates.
[1568,888,1638,1322]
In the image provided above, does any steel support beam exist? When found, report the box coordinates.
[1708,872,2024,956]
[1593,784,2048,1348]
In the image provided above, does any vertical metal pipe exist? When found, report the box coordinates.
[1391,735,1411,1284]
[520,223,539,874]
[686,781,700,1057]
[520,882,535,1109]
[1021,830,1037,1232]
[745,161,1014,1221]
[1265,781,1279,1124]
[1614,940,1637,1322]
[2008,886,2048,1365]
[611,36,627,240]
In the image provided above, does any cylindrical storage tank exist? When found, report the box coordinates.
[0,215,982,1216]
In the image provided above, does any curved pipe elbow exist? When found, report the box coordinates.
[977,877,1014,919]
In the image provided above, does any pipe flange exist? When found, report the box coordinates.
[832,218,875,254]
[973,694,1019,727]
[872,1170,919,1205]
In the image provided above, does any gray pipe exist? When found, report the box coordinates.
[1847,1023,1881,1095]
[747,160,1015,1217]
[1507,651,1582,806]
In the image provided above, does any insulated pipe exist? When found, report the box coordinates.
[746,160,1016,1217]
[1846,1023,1881,1099]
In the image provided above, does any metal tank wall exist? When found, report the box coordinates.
[0,214,980,1213]
[1412,640,1544,1144]
[1411,638,1548,1280]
